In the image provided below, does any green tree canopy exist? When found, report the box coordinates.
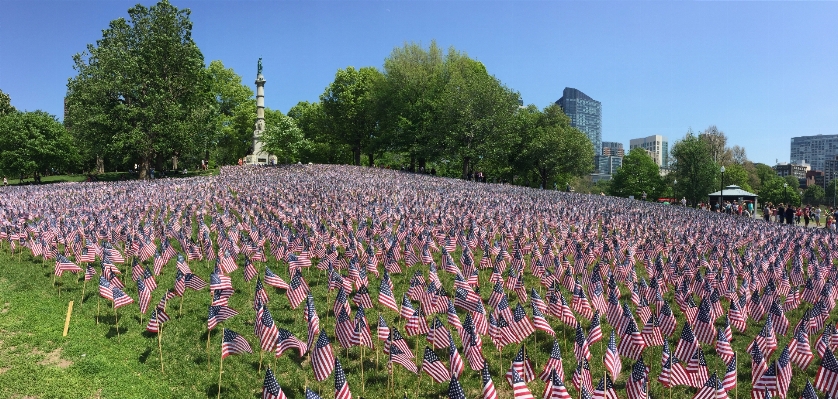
[517,104,594,188]
[65,0,213,178]
[261,109,308,164]
[321,66,384,166]
[760,176,801,206]
[206,60,255,166]
[720,163,753,193]
[670,131,718,207]
[609,148,663,199]
[803,184,825,207]
[0,89,14,116]
[0,111,79,179]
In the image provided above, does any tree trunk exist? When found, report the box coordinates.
[96,155,104,174]
[353,147,361,166]
[139,157,150,180]
[410,155,416,172]
[172,156,178,171]
[540,169,548,190]
[368,153,375,167]
[462,156,471,180]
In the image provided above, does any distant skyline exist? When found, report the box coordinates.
[2,1,837,166]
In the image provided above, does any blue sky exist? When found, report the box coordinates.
[2,1,837,166]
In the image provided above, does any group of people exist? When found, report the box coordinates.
[761,202,837,229]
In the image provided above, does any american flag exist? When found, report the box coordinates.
[694,298,716,344]
[572,357,593,393]
[210,270,233,291]
[264,267,289,290]
[815,348,838,397]
[275,328,307,357]
[687,348,709,389]
[531,303,554,336]
[626,359,649,399]
[378,276,398,311]
[800,380,818,399]
[111,286,134,309]
[604,330,622,380]
[377,314,390,341]
[749,317,778,358]
[304,388,323,399]
[184,273,207,291]
[592,375,618,399]
[693,373,721,399]
[722,354,737,392]
[286,270,308,309]
[777,345,792,399]
[448,375,466,399]
[789,327,814,370]
[262,367,287,399]
[335,308,354,348]
[715,327,735,364]
[207,305,238,330]
[587,311,603,344]
[509,368,535,399]
[481,363,498,399]
[136,278,151,314]
[547,369,573,399]
[422,346,450,383]
[448,330,464,378]
[539,339,564,382]
[574,323,591,362]
[311,330,335,381]
[333,357,352,399]
[98,276,113,300]
[387,338,417,374]
[256,305,280,351]
[751,344,768,386]
[674,322,698,363]
[352,305,373,348]
[221,328,253,359]
[254,278,270,307]
[505,345,534,385]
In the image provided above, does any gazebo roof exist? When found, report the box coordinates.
[708,185,758,197]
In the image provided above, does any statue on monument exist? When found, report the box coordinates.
[257,57,263,76]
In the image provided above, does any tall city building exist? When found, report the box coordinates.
[601,141,624,157]
[555,88,602,156]
[790,134,838,172]
[629,135,668,168]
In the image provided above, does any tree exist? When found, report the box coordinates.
[0,111,79,180]
[65,0,213,178]
[784,175,800,190]
[379,41,447,171]
[670,131,718,207]
[288,101,351,164]
[609,148,663,199]
[720,163,753,192]
[825,180,838,208]
[261,109,308,164]
[803,185,825,206]
[699,126,733,165]
[760,176,801,206]
[439,50,521,179]
[321,66,384,166]
[206,60,255,166]
[519,104,593,189]
[0,89,14,116]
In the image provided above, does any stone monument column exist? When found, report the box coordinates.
[246,58,275,165]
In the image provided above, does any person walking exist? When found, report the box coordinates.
[804,207,811,227]
[815,207,822,226]
[786,205,795,225]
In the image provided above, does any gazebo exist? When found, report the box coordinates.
[708,184,758,210]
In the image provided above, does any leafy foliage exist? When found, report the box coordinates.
[669,132,718,207]
[206,60,255,166]
[0,111,79,179]
[609,148,663,199]
[803,184,825,206]
[65,0,213,178]
[261,109,308,163]
[0,89,14,116]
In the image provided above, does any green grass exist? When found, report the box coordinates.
[0,243,830,399]
[4,169,220,187]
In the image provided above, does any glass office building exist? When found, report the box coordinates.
[790,134,838,173]
[556,88,602,156]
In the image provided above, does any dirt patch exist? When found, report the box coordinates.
[0,367,9,374]
[35,348,72,369]
[1,302,9,313]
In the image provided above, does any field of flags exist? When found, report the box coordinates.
[1,164,838,399]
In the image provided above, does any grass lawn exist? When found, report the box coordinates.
[5,169,220,187]
[0,240,829,399]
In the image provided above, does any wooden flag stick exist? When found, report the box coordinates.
[414,369,423,398]
[361,344,366,397]
[114,302,120,339]
[96,295,100,324]
[259,350,263,373]
[179,294,184,317]
[80,274,87,305]
[158,325,164,373]
[206,330,212,370]
[63,301,74,337]
[217,352,224,399]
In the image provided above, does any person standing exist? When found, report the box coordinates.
[777,204,785,223]
[815,207,822,226]
[804,207,811,227]
[786,205,795,225]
